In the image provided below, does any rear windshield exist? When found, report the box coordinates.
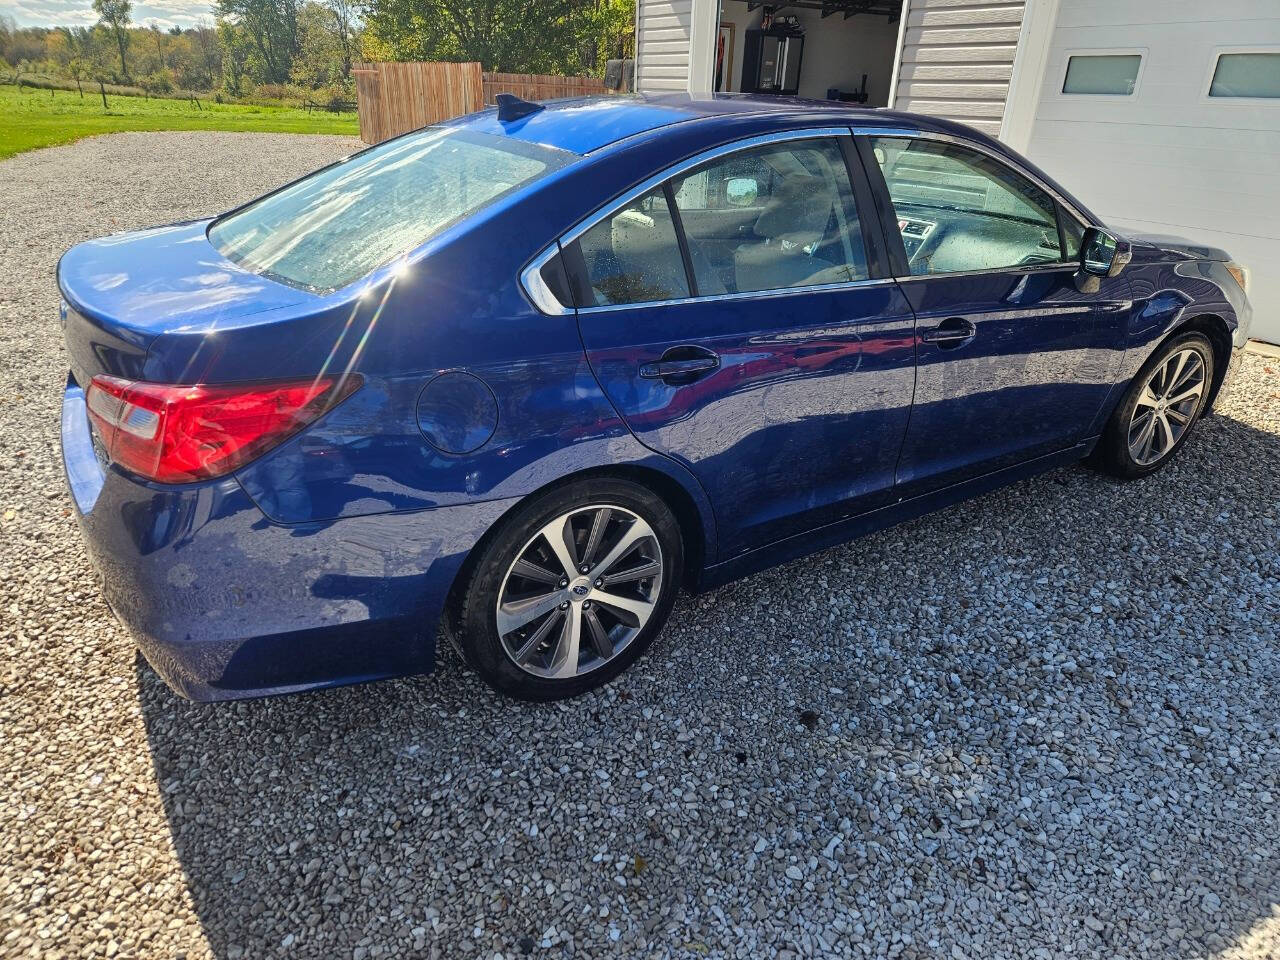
[208,127,573,292]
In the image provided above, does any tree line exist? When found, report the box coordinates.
[1,0,632,103]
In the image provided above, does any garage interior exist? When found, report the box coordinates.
[714,0,904,106]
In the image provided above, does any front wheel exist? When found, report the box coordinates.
[1091,332,1215,479]
[455,478,683,700]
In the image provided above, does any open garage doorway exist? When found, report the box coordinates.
[713,1,904,106]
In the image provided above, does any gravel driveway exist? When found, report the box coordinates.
[2,131,1278,960]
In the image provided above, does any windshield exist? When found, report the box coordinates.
[209,127,573,292]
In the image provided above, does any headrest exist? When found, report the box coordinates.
[753,174,833,247]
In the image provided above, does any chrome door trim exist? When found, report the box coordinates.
[575,276,898,316]
[892,262,1080,283]
[519,244,573,316]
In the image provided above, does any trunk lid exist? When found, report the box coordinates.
[57,219,310,385]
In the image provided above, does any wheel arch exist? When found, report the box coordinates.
[439,462,715,646]
[1170,312,1233,410]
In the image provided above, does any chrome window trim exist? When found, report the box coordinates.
[891,262,1079,283]
[518,123,1097,315]
[519,244,573,316]
[560,126,852,248]
[575,277,897,316]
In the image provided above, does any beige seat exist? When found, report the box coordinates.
[733,173,837,292]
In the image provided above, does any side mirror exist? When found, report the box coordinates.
[725,177,759,207]
[1076,227,1132,292]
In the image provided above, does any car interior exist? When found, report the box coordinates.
[570,135,1079,307]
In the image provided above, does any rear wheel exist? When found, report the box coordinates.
[1092,332,1214,478]
[456,478,683,700]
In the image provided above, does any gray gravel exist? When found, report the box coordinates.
[2,131,1279,960]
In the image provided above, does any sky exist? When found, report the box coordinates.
[3,0,214,30]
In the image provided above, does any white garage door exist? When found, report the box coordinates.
[1023,0,1280,343]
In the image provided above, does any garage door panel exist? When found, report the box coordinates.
[1025,2,1280,340]
[1050,172,1280,236]
[1055,1,1279,30]
[1030,130,1280,183]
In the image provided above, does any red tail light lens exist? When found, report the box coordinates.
[85,374,360,483]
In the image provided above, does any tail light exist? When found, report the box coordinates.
[85,374,360,483]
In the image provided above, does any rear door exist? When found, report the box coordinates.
[859,133,1131,494]
[563,131,917,559]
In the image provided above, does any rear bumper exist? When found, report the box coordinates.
[61,376,515,701]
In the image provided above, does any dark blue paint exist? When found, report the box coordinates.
[57,95,1253,701]
[894,267,1129,494]
[416,371,500,454]
[579,283,917,556]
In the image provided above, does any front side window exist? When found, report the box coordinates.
[1062,54,1142,95]
[209,128,571,292]
[869,136,1069,276]
[1209,52,1280,98]
[670,138,869,294]
[574,187,691,306]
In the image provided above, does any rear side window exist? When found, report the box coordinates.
[669,138,868,294]
[209,128,571,292]
[573,187,691,306]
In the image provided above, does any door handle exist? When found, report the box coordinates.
[639,346,720,385]
[921,317,977,349]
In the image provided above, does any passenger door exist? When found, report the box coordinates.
[564,133,917,559]
[860,134,1131,494]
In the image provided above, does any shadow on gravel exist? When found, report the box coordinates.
[139,410,1280,959]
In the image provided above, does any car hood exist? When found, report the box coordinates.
[1123,231,1232,263]
[57,218,309,335]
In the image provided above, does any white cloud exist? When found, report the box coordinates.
[5,0,215,28]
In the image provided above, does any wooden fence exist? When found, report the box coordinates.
[352,61,483,144]
[353,61,606,144]
[482,72,606,105]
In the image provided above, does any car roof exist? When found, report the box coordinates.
[452,92,939,156]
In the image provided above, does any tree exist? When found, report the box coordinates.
[291,1,348,88]
[215,0,299,85]
[364,0,581,73]
[92,0,132,77]
[363,0,630,75]
[327,0,354,80]
[217,20,252,94]
[191,21,222,88]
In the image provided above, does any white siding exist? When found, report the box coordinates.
[893,0,1027,137]
[636,0,694,91]
[1023,0,1280,343]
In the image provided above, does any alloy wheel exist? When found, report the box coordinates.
[1127,347,1207,466]
[496,505,664,679]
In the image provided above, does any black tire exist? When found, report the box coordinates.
[455,477,683,701]
[1090,331,1215,479]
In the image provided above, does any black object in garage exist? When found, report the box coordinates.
[741,30,805,96]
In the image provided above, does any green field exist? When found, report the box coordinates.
[0,84,360,159]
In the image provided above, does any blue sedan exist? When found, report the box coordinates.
[58,94,1252,702]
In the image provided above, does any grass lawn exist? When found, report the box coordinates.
[0,84,360,159]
